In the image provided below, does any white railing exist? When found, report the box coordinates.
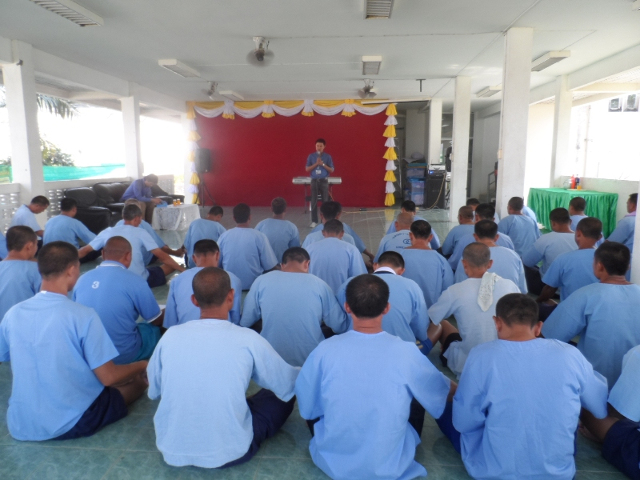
[0,183,20,235]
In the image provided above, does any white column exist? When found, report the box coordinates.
[496,27,534,219]
[550,75,572,187]
[120,93,143,179]
[181,114,195,204]
[450,77,471,222]
[631,183,640,284]
[405,109,426,158]
[427,98,442,165]
[2,40,45,211]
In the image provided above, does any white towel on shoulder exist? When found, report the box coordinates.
[478,272,501,312]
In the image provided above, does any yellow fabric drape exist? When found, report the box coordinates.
[383,147,398,161]
[384,171,397,182]
[383,125,396,138]
[385,193,396,206]
[385,104,397,116]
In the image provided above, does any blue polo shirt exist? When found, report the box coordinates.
[116,219,164,265]
[0,260,42,321]
[255,218,300,263]
[10,205,42,233]
[310,222,366,253]
[0,232,7,259]
[184,219,226,268]
[44,214,96,248]
[608,213,636,252]
[306,152,333,179]
[121,178,153,202]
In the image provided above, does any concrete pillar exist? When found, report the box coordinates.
[550,75,572,187]
[121,93,143,179]
[428,98,442,165]
[450,77,471,222]
[2,40,45,213]
[405,109,426,158]
[496,27,534,219]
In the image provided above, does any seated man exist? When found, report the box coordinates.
[569,196,588,231]
[218,203,278,290]
[0,226,41,320]
[0,241,148,441]
[10,195,49,238]
[467,197,499,222]
[183,205,226,268]
[305,201,374,261]
[79,204,185,288]
[498,196,541,257]
[148,267,298,468]
[241,247,348,367]
[255,197,300,263]
[336,251,429,348]
[400,220,454,308]
[581,344,640,480]
[73,236,163,364]
[385,200,441,249]
[441,205,475,256]
[118,199,185,266]
[373,212,413,262]
[428,243,520,378]
[543,242,640,387]
[0,231,6,259]
[44,198,99,263]
[454,220,528,293]
[453,293,608,480]
[448,203,515,270]
[607,193,636,253]
[537,217,601,318]
[164,239,242,328]
[295,274,456,480]
[306,219,367,293]
[120,173,163,224]
[522,207,577,295]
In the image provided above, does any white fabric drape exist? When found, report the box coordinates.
[194,101,388,119]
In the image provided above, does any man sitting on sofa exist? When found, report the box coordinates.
[121,174,163,224]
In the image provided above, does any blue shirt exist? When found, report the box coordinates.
[386,215,441,249]
[295,330,451,480]
[441,224,475,256]
[336,270,428,343]
[608,345,640,422]
[241,271,348,367]
[121,178,153,202]
[255,218,300,263]
[116,219,164,265]
[148,320,299,468]
[302,230,356,248]
[310,222,366,253]
[454,246,528,293]
[306,152,333,179]
[542,283,640,387]
[0,232,6,259]
[73,261,161,364]
[607,213,636,252]
[0,292,118,440]
[44,214,95,248]
[541,248,598,301]
[453,339,608,480]
[218,227,278,290]
[522,232,577,275]
[374,230,412,262]
[90,225,161,280]
[183,218,226,268]
[0,260,41,321]
[306,237,367,293]
[522,204,538,224]
[163,267,242,327]
[10,204,42,233]
[570,214,588,232]
[448,231,515,270]
[400,249,454,308]
[498,214,541,257]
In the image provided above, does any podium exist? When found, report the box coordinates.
[292,177,342,212]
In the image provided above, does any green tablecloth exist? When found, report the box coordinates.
[528,188,618,237]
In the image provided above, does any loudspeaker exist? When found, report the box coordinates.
[425,172,446,209]
[196,148,212,173]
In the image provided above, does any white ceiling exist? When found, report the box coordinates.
[0,0,639,111]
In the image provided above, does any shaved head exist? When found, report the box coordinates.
[463,242,491,267]
[396,212,413,228]
[102,236,132,261]
[193,267,232,308]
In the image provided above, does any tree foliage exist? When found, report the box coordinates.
[41,139,74,166]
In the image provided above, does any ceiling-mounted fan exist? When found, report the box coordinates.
[247,36,274,67]
[202,82,218,100]
[358,79,376,99]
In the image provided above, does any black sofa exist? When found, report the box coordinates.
[64,181,185,233]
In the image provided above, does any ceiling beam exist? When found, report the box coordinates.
[68,91,121,101]
[572,92,627,108]
[574,82,640,93]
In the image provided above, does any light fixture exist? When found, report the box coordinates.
[362,56,382,75]
[365,0,394,19]
[29,0,103,26]
[632,0,640,10]
[158,59,200,78]
[219,90,244,101]
[531,51,571,72]
[476,85,502,98]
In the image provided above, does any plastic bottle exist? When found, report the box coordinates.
[570,175,576,189]
[575,176,581,190]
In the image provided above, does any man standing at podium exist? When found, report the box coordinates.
[306,138,334,228]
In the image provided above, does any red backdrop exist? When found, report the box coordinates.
[195,111,387,207]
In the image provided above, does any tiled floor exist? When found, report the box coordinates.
[1,206,626,479]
